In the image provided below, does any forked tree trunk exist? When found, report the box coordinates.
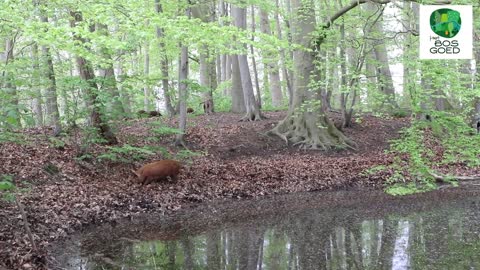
[232,5,263,121]
[70,11,117,145]
[268,0,354,150]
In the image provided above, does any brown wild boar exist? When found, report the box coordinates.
[131,160,182,185]
[187,107,194,113]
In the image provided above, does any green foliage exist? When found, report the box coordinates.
[261,103,288,112]
[384,113,480,195]
[150,123,183,136]
[48,137,66,149]
[0,175,15,202]
[175,149,203,164]
[392,109,409,118]
[97,144,164,163]
[0,131,26,144]
[386,183,425,196]
[361,165,386,176]
[212,94,232,112]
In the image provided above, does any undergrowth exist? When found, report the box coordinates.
[382,113,480,195]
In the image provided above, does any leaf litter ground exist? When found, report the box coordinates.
[0,111,471,269]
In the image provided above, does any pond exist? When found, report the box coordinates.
[50,188,480,270]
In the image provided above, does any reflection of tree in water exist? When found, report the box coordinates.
[74,200,480,270]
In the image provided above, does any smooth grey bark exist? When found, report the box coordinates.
[143,41,151,111]
[260,9,283,107]
[224,54,232,96]
[230,54,246,113]
[216,55,221,86]
[472,32,480,127]
[232,5,263,121]
[175,6,190,147]
[155,0,176,116]
[193,4,216,114]
[275,0,293,106]
[250,6,262,108]
[364,2,397,110]
[41,41,62,135]
[70,11,117,145]
[31,43,44,127]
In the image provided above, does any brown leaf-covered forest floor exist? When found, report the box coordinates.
[0,111,414,269]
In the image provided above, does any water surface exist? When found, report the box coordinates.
[51,188,480,269]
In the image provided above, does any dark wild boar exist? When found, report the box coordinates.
[148,111,161,117]
[131,160,182,185]
[187,107,194,113]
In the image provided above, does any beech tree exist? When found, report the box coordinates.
[70,11,118,145]
[269,0,354,150]
[232,5,263,121]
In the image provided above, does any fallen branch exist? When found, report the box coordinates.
[430,171,480,182]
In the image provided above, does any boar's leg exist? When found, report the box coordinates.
[144,176,154,185]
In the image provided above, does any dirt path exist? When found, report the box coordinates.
[0,111,408,269]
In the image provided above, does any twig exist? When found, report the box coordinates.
[15,197,37,251]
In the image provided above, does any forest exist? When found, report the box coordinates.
[1,0,480,269]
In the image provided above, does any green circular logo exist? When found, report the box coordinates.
[430,8,461,38]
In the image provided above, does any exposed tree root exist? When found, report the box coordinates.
[240,111,264,122]
[268,112,356,150]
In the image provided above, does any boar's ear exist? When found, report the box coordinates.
[131,169,140,177]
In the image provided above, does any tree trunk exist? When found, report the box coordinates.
[175,5,189,147]
[70,11,117,145]
[250,6,262,108]
[96,23,126,119]
[224,54,232,96]
[232,5,263,121]
[230,54,246,113]
[115,60,133,116]
[156,0,176,116]
[366,2,397,109]
[31,43,44,127]
[1,38,20,129]
[260,9,283,107]
[268,0,354,150]
[471,31,480,127]
[275,0,293,107]
[143,41,151,111]
[41,40,62,135]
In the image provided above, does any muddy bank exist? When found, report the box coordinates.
[0,112,426,269]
